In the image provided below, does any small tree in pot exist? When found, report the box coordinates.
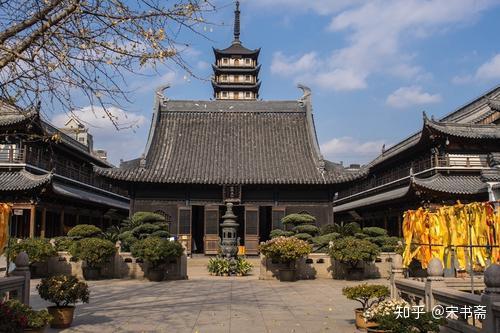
[342,284,389,329]
[1,299,52,333]
[69,238,116,280]
[131,236,183,281]
[67,224,102,240]
[329,237,379,280]
[7,238,57,277]
[36,275,89,329]
[259,236,312,282]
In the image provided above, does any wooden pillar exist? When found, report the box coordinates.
[397,215,402,238]
[383,216,388,231]
[60,210,65,236]
[40,208,47,238]
[29,205,35,238]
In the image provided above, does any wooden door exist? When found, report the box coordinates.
[204,206,220,255]
[245,206,259,255]
[178,206,192,254]
[272,207,286,230]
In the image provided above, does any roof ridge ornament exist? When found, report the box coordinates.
[233,1,241,44]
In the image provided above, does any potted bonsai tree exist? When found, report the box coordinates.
[36,275,89,329]
[259,236,312,282]
[69,237,116,280]
[1,299,52,333]
[342,284,389,329]
[7,238,57,277]
[329,236,379,280]
[67,224,102,239]
[131,236,184,281]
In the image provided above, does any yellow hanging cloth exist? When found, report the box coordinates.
[0,203,11,256]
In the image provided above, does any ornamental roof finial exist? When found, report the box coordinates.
[233,1,241,44]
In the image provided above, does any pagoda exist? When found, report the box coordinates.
[212,1,261,100]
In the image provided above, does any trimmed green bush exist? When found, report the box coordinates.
[354,232,368,239]
[328,237,380,269]
[362,227,388,237]
[7,238,57,265]
[67,224,102,239]
[292,224,320,236]
[311,232,341,247]
[150,230,171,238]
[269,229,295,239]
[294,233,313,241]
[259,236,312,264]
[281,213,316,226]
[207,256,253,276]
[53,236,74,252]
[70,237,116,268]
[131,237,183,269]
[131,223,162,239]
[118,230,138,252]
[122,212,166,230]
[319,224,337,235]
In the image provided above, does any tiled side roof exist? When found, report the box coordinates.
[412,174,487,195]
[481,168,500,182]
[0,101,37,126]
[0,170,52,191]
[424,117,500,139]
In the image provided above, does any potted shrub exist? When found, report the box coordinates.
[364,299,443,332]
[259,236,312,282]
[7,238,57,277]
[207,256,253,276]
[36,275,89,329]
[69,237,116,280]
[329,236,380,280]
[2,299,52,333]
[342,284,389,329]
[131,236,183,281]
[67,224,102,239]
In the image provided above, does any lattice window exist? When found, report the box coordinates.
[178,208,191,235]
[223,185,241,202]
[245,210,258,235]
[272,210,285,230]
[205,209,219,235]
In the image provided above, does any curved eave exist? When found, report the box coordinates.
[211,80,261,91]
[423,114,500,140]
[212,64,261,75]
[0,169,52,191]
[411,174,488,195]
[213,46,260,58]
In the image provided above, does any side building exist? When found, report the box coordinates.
[0,103,129,238]
[334,87,500,236]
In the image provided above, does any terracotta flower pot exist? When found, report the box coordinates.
[354,308,378,329]
[278,268,296,282]
[47,306,75,329]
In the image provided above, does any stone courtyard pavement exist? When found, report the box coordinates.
[29,262,387,333]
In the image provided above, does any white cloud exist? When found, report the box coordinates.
[475,54,500,80]
[133,71,178,93]
[321,137,386,165]
[271,52,318,76]
[386,86,441,109]
[250,0,363,15]
[51,106,147,165]
[268,0,496,92]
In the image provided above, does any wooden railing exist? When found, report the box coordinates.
[0,146,25,163]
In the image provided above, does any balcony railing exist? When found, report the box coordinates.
[0,146,25,163]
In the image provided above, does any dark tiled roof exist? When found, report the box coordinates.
[97,99,354,184]
[212,64,261,74]
[211,81,261,91]
[333,186,410,212]
[424,117,500,139]
[0,169,52,191]
[213,43,260,56]
[0,102,37,127]
[412,174,487,195]
[488,153,500,167]
[481,168,500,182]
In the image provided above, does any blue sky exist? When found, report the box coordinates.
[51,0,500,166]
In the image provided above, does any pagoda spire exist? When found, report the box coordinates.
[233,1,241,44]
